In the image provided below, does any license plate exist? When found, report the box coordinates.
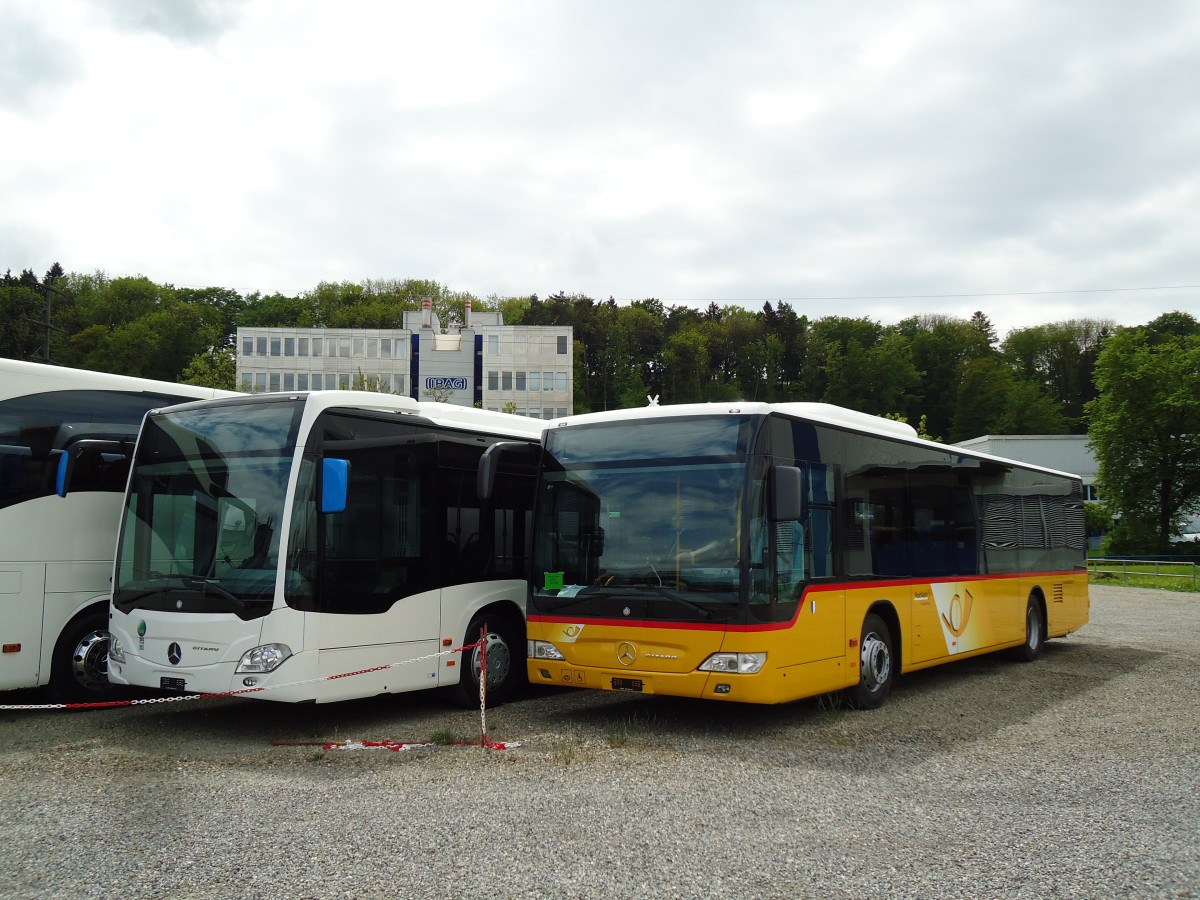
[160,677,187,691]
[611,677,644,692]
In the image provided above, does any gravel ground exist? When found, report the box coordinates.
[1,584,1197,899]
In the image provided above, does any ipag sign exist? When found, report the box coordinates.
[426,377,468,391]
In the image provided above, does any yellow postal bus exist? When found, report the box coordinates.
[504,402,1088,707]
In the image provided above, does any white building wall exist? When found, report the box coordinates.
[481,325,573,419]
[236,319,573,418]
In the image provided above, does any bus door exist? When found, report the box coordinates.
[909,473,979,663]
[754,462,843,666]
[306,432,442,695]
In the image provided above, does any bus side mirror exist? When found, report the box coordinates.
[477,440,540,501]
[320,458,349,514]
[54,450,70,497]
[55,439,132,497]
[770,465,806,522]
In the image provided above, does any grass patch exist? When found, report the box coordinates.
[1089,564,1200,592]
[603,708,662,748]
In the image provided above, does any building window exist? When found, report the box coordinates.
[242,337,253,356]
[395,375,406,393]
[270,338,281,357]
[298,337,308,356]
[543,371,553,390]
[256,337,267,356]
[298,373,309,390]
[338,373,350,389]
[312,338,322,357]
[556,372,568,391]
[254,373,266,392]
[529,371,541,391]
[240,374,253,391]
[488,371,499,391]
[283,373,295,391]
[557,335,568,354]
[353,338,364,356]
[502,371,513,390]
[516,408,527,417]
[488,334,499,356]
[557,407,568,418]
[284,337,295,356]
[367,339,378,358]
[381,339,391,358]
[515,372,526,391]
[339,338,351,358]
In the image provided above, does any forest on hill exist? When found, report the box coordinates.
[1,264,1113,443]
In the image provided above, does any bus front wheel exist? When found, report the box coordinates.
[452,613,522,709]
[49,612,112,703]
[850,613,895,710]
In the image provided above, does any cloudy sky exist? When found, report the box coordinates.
[3,0,1198,337]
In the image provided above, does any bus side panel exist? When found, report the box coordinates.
[0,564,46,690]
[309,589,440,701]
[1045,573,1090,638]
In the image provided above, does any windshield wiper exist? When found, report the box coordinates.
[537,585,725,621]
[539,588,622,611]
[646,586,715,619]
[185,578,246,611]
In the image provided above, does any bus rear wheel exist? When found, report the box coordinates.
[49,612,112,704]
[1010,595,1045,662]
[849,613,895,710]
[452,613,522,708]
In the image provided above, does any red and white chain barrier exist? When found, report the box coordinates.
[0,627,519,750]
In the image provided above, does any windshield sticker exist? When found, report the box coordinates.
[559,624,584,643]
[557,584,585,598]
[544,571,565,591]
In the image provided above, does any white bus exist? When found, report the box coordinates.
[0,358,236,701]
[105,391,546,704]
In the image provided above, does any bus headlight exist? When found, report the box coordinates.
[108,637,126,665]
[698,652,766,674]
[236,643,292,674]
[528,640,565,661]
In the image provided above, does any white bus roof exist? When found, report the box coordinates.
[548,401,1080,482]
[159,390,548,441]
[0,358,241,402]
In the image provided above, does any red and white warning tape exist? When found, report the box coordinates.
[0,630,518,750]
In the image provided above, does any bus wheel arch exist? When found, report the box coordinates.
[450,602,526,708]
[48,604,112,703]
[849,603,899,710]
[1010,590,1047,662]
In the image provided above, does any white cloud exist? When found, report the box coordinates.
[1,0,1199,334]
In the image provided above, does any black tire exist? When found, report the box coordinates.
[849,612,895,710]
[48,611,113,704]
[451,613,523,709]
[1010,595,1045,662]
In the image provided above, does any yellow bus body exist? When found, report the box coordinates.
[527,571,1089,704]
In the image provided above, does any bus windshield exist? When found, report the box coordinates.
[113,398,302,619]
[530,417,755,621]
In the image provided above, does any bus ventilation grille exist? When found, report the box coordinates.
[1053,583,1064,602]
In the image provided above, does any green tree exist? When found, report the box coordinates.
[1086,313,1200,553]
[1002,319,1112,433]
[181,346,237,390]
[896,314,995,440]
[950,357,1013,441]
